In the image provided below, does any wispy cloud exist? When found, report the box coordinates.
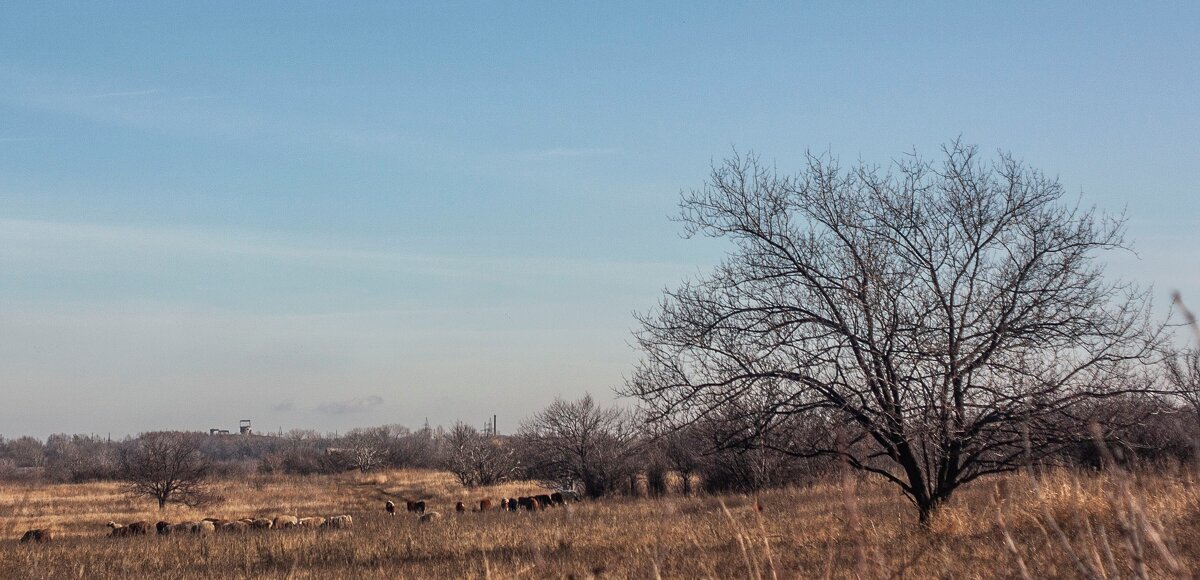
[0,218,691,282]
[317,395,384,415]
[79,89,160,100]
[272,400,297,412]
[526,147,623,159]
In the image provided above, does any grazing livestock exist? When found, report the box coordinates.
[297,517,325,529]
[455,501,466,513]
[385,500,396,516]
[19,529,53,543]
[507,498,520,512]
[517,497,539,511]
[406,500,426,514]
[550,492,565,506]
[126,521,152,535]
[480,499,494,511]
[156,521,172,535]
[418,511,441,524]
[500,498,508,511]
[534,494,553,509]
[321,515,353,529]
[273,515,299,529]
[195,521,216,534]
[250,518,273,530]
[220,521,249,534]
[107,522,133,537]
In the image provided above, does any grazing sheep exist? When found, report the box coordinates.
[534,494,553,509]
[220,521,249,533]
[406,500,426,514]
[517,497,539,511]
[107,522,132,537]
[455,501,466,513]
[385,500,396,516]
[273,515,299,529]
[127,521,151,535]
[550,492,565,506]
[156,521,172,535]
[321,515,353,529]
[250,518,273,530]
[297,517,325,529]
[19,529,53,543]
[195,520,216,534]
[418,511,441,524]
[480,499,494,512]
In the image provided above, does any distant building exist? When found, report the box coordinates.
[239,419,253,435]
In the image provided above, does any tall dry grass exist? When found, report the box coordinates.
[1,466,1198,578]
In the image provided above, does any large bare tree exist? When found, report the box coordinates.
[519,395,639,498]
[119,431,216,509]
[625,142,1159,523]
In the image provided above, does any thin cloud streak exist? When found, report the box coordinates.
[526,147,623,159]
[78,89,160,99]
[317,395,384,415]
[0,218,693,281]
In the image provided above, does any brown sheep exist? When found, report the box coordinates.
[517,497,539,511]
[127,521,151,535]
[507,498,520,512]
[550,492,565,506]
[418,511,442,524]
[406,500,426,514]
[19,529,53,543]
[534,494,553,509]
[250,518,273,530]
[385,500,396,515]
[220,521,249,533]
[273,515,299,529]
[297,516,325,528]
[156,521,172,535]
[321,515,353,529]
[480,499,494,511]
[455,501,466,513]
[195,520,216,534]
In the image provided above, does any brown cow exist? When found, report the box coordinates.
[385,500,396,516]
[480,499,494,511]
[19,529,53,543]
[406,500,426,514]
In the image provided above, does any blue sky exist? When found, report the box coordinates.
[2,2,1197,438]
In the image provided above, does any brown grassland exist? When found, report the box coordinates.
[2,466,1199,579]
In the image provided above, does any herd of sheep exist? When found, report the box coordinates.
[17,490,581,544]
[18,513,353,544]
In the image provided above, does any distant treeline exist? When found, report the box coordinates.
[2,394,1197,497]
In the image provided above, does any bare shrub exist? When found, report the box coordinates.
[119,431,220,509]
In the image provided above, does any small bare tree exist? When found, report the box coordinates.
[1164,346,1200,427]
[626,142,1161,523]
[340,428,390,473]
[442,422,518,487]
[519,394,639,498]
[119,432,217,509]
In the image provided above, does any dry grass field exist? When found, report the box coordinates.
[2,467,1199,579]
